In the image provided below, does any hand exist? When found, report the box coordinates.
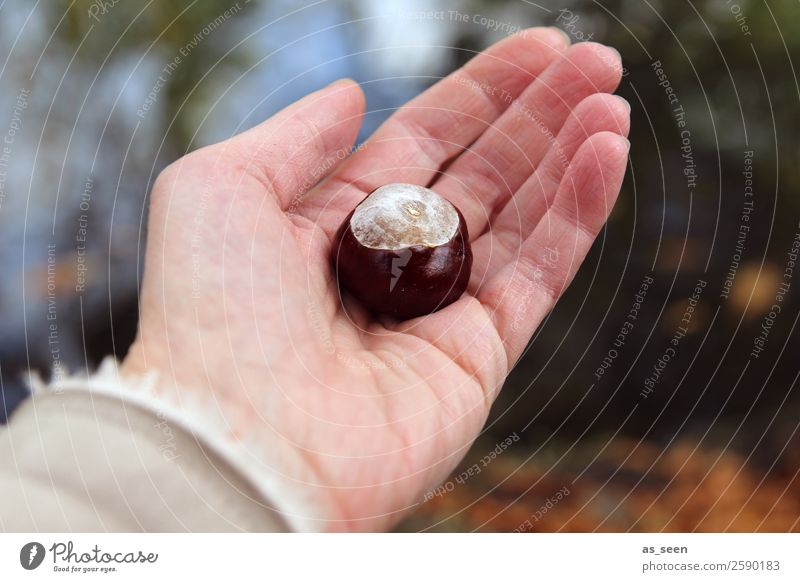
[122,28,630,531]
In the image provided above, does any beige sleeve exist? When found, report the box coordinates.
[0,369,291,532]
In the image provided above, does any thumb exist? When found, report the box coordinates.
[224,79,365,209]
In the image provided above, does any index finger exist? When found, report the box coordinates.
[299,27,571,236]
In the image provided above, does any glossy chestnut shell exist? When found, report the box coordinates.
[331,183,472,320]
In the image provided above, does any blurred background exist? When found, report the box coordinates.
[0,0,798,531]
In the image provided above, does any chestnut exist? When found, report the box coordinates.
[331,183,472,320]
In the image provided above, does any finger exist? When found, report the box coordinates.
[387,295,508,399]
[218,79,366,210]
[470,93,630,286]
[477,132,630,366]
[299,27,570,234]
[432,42,624,239]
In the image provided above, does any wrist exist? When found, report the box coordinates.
[122,335,347,531]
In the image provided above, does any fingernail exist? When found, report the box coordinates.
[624,138,631,151]
[327,78,354,88]
[608,45,623,66]
[548,26,572,46]
[617,95,631,112]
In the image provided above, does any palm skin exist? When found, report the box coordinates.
[122,28,630,531]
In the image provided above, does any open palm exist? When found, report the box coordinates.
[123,28,630,531]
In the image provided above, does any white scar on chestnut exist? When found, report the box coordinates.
[332,182,473,319]
[349,183,460,250]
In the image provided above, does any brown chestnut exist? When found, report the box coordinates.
[331,183,472,320]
